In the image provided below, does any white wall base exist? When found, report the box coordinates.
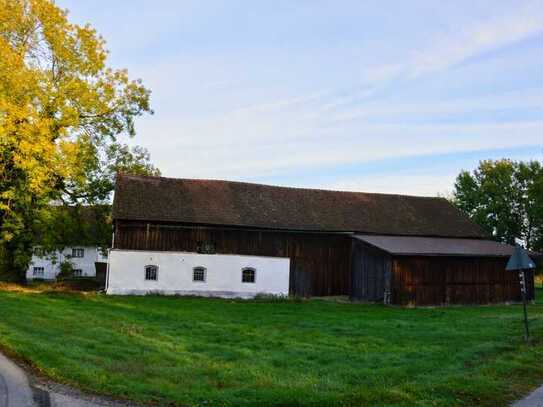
[107,249,290,298]
[105,289,280,299]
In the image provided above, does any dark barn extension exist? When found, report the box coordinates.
[350,235,536,305]
[112,174,538,305]
[391,256,534,306]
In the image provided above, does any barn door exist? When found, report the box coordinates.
[290,259,312,297]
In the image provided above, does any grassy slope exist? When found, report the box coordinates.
[0,289,542,406]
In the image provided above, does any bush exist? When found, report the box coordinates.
[57,260,75,280]
[253,293,303,303]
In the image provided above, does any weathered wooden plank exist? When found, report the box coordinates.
[350,239,390,302]
[114,220,352,297]
[391,256,533,306]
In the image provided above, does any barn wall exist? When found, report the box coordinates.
[113,220,352,296]
[350,240,391,302]
[107,249,290,297]
[391,256,535,306]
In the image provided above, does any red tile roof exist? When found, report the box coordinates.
[113,174,486,238]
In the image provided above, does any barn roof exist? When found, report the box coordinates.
[113,174,486,238]
[354,235,516,257]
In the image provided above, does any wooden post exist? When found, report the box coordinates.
[519,270,530,342]
[505,244,535,342]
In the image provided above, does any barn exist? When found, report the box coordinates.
[107,174,536,305]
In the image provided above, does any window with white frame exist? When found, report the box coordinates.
[73,269,83,277]
[193,267,206,282]
[71,248,85,258]
[242,267,256,283]
[33,267,44,277]
[145,265,158,281]
[34,247,45,257]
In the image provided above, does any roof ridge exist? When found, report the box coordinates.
[118,173,446,201]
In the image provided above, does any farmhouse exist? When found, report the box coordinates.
[27,246,107,281]
[107,174,535,305]
[27,205,110,282]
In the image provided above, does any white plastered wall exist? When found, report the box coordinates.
[107,249,290,298]
[26,246,107,280]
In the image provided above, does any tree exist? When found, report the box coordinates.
[35,204,112,257]
[64,142,160,204]
[452,159,543,251]
[0,0,154,280]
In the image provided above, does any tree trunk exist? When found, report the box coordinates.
[0,243,26,282]
[0,213,32,284]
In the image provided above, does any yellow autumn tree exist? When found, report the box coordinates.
[0,0,152,279]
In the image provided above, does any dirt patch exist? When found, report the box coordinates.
[0,280,101,294]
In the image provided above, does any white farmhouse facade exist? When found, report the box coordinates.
[27,246,108,281]
[107,250,290,298]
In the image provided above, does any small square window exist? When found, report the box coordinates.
[33,267,44,277]
[193,267,206,282]
[145,265,158,281]
[73,269,83,277]
[72,248,84,258]
[242,268,256,283]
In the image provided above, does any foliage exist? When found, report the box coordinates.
[57,259,73,280]
[453,159,543,251]
[0,291,543,406]
[0,0,156,279]
[64,142,160,204]
[35,205,111,254]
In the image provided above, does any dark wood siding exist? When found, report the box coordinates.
[114,220,535,305]
[114,220,352,297]
[391,256,535,306]
[350,240,392,302]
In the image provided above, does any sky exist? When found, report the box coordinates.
[58,0,543,196]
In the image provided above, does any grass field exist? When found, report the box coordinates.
[0,287,543,406]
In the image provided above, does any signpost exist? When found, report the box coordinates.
[506,244,536,342]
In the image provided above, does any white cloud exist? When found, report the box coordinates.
[137,113,543,180]
[325,173,458,197]
[118,1,543,195]
[328,88,543,122]
[409,2,543,76]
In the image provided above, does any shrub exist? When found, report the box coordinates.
[57,260,74,280]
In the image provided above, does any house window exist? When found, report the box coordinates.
[34,247,45,257]
[33,267,44,277]
[145,265,158,281]
[73,269,83,277]
[242,268,256,283]
[193,267,206,282]
[71,248,84,258]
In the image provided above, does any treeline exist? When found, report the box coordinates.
[452,159,543,252]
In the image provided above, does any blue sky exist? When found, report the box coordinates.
[58,0,543,196]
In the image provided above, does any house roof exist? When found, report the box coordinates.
[113,174,487,238]
[354,234,517,257]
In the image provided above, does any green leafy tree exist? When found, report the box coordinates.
[26,142,160,279]
[452,159,543,251]
[35,204,112,252]
[64,142,160,204]
[0,0,157,280]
